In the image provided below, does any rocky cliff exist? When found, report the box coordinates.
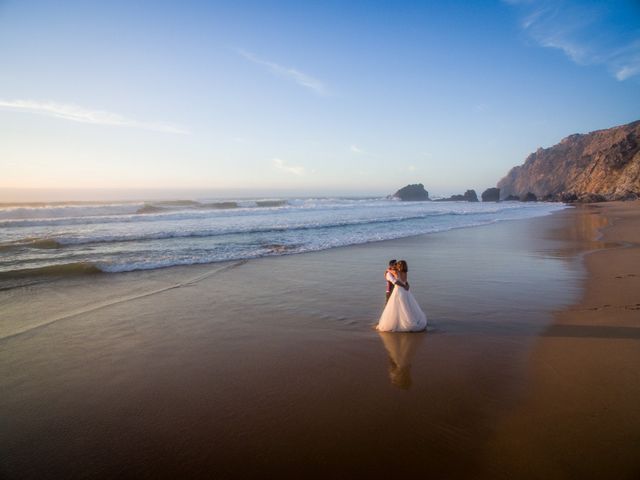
[498,120,640,202]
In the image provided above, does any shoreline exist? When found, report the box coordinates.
[0,200,567,286]
[1,203,638,478]
[1,207,576,342]
[485,201,640,479]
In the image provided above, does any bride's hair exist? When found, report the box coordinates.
[396,260,408,273]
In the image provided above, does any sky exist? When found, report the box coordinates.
[1,0,639,200]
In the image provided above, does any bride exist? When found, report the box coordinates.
[376,260,427,332]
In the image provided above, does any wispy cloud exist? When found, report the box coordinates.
[0,99,190,134]
[273,158,305,176]
[506,0,640,81]
[237,49,328,95]
[350,144,363,154]
[610,40,640,80]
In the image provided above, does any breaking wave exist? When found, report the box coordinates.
[0,197,568,280]
[0,262,103,278]
[1,211,464,247]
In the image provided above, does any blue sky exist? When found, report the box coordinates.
[1,0,639,200]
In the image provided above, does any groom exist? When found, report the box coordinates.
[385,259,408,304]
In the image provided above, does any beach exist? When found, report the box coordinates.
[486,201,640,479]
[1,202,639,479]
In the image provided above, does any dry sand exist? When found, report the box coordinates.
[1,203,638,479]
[485,201,640,480]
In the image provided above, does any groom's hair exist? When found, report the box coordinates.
[388,259,397,267]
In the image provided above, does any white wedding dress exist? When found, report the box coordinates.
[377,284,427,332]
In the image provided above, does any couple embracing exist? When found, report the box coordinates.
[376,259,427,332]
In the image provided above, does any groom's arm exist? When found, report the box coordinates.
[386,271,409,290]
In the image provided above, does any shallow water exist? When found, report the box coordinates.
[0,209,599,479]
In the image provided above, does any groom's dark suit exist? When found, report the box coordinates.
[385,269,396,304]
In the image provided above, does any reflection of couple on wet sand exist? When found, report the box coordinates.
[376,259,427,332]
[379,332,423,389]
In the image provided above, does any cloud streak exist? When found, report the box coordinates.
[237,49,328,95]
[273,158,305,176]
[0,99,190,134]
[506,0,640,81]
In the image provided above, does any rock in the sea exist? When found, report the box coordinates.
[391,184,430,201]
[521,192,537,202]
[463,189,479,202]
[498,120,640,202]
[504,195,520,201]
[481,187,500,202]
[435,189,479,202]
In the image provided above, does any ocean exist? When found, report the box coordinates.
[0,197,566,279]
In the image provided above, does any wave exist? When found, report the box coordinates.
[0,219,486,278]
[0,202,144,220]
[0,262,103,279]
[87,217,514,273]
[0,200,140,208]
[0,201,510,229]
[0,197,303,220]
[0,197,391,224]
[136,204,166,214]
[135,201,253,214]
[0,199,307,226]
[0,204,568,278]
[198,201,240,209]
[2,204,560,248]
[5,210,464,247]
[0,238,64,252]
[255,200,288,207]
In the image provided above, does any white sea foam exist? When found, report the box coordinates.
[0,198,567,276]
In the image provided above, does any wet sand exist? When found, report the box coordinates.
[485,201,640,480]
[1,204,638,479]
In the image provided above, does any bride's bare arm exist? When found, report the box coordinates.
[387,270,409,289]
